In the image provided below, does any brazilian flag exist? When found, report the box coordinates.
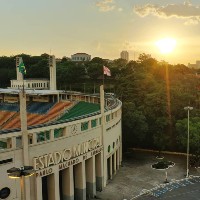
[19,61,26,75]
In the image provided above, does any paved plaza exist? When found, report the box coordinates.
[93,150,200,200]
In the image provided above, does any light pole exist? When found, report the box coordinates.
[7,166,35,200]
[184,106,193,178]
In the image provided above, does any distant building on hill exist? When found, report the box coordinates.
[120,51,129,61]
[188,60,200,69]
[71,53,91,62]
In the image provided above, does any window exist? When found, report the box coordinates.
[16,136,22,148]
[91,119,97,128]
[54,129,63,138]
[106,115,110,122]
[81,121,89,131]
[37,131,50,142]
[108,145,111,153]
[0,141,7,149]
[99,118,102,125]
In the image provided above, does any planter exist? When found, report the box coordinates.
[156,155,164,160]
[151,161,175,170]
[152,162,169,170]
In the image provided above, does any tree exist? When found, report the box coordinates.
[176,117,200,155]
[122,101,148,149]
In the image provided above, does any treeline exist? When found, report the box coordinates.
[0,53,200,156]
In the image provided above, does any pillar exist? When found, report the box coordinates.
[109,156,112,180]
[50,129,54,141]
[117,149,120,170]
[49,55,57,90]
[32,133,37,144]
[62,166,74,200]
[95,152,104,191]
[74,161,86,200]
[63,127,68,137]
[7,138,12,149]
[113,151,116,175]
[35,177,43,200]
[16,57,23,81]
[120,146,122,166]
[11,137,16,149]
[85,156,96,198]
[47,170,60,200]
[103,155,107,187]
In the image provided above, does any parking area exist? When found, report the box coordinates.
[93,150,200,200]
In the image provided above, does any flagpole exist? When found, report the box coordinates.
[22,74,25,97]
[103,71,104,89]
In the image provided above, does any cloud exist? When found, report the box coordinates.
[96,0,115,12]
[118,7,123,12]
[134,1,200,25]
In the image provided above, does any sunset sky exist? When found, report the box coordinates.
[1,0,200,64]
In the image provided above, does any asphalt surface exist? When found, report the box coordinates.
[135,177,200,200]
[93,151,200,200]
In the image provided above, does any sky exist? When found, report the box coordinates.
[0,0,200,65]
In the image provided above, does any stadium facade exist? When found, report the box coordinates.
[0,56,122,200]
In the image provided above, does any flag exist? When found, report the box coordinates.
[103,66,111,76]
[18,61,26,75]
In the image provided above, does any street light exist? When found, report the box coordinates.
[7,166,35,200]
[184,106,193,178]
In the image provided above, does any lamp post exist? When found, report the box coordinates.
[184,106,193,178]
[7,166,35,200]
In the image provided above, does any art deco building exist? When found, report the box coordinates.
[0,56,122,200]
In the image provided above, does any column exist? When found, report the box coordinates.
[74,161,86,200]
[7,138,12,149]
[117,149,120,170]
[109,156,112,180]
[85,156,96,198]
[95,152,104,191]
[120,146,122,166]
[32,133,37,144]
[47,170,60,200]
[11,137,16,149]
[62,166,74,200]
[50,129,54,141]
[103,155,107,187]
[113,152,116,175]
[63,127,68,137]
[35,177,43,200]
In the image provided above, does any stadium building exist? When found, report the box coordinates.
[0,56,122,200]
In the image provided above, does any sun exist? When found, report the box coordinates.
[156,38,177,54]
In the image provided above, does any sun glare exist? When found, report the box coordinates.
[156,38,177,54]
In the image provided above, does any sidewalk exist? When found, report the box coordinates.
[93,151,200,200]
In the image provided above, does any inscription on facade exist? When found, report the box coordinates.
[33,137,101,170]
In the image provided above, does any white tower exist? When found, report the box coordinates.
[49,55,57,90]
[16,57,23,81]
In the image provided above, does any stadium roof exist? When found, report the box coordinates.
[0,88,59,95]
